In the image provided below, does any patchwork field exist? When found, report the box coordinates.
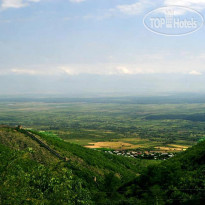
[68,138,191,151]
[0,97,205,152]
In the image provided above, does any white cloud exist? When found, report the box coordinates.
[11,68,38,75]
[5,51,205,76]
[115,66,133,75]
[116,0,154,15]
[164,0,205,11]
[1,0,27,9]
[6,63,205,76]
[189,70,202,75]
[114,0,205,16]
[1,0,41,9]
[1,0,86,9]
[60,66,78,75]
[11,66,60,75]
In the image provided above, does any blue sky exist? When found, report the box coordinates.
[0,0,205,77]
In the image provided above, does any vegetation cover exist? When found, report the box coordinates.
[0,126,204,204]
[0,126,157,204]
[119,140,205,204]
[1,100,205,152]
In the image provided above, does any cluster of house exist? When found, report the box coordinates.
[104,150,175,160]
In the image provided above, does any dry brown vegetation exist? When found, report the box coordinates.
[85,141,142,149]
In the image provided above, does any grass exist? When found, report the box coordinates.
[65,139,95,146]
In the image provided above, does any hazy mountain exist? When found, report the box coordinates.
[0,74,205,96]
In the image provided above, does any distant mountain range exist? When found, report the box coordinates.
[0,73,205,95]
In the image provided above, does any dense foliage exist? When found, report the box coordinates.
[0,127,158,204]
[0,126,204,204]
[119,140,205,204]
[0,143,92,204]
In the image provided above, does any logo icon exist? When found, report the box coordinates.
[143,6,204,36]
[165,9,174,28]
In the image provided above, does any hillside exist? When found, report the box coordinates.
[118,140,205,204]
[0,126,157,204]
[0,125,204,204]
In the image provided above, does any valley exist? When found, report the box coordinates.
[0,97,204,152]
[0,97,205,204]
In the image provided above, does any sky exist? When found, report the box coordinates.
[0,0,205,95]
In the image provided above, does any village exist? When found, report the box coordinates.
[103,150,176,160]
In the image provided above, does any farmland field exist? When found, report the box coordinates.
[1,97,205,152]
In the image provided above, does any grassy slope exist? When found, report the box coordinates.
[0,126,204,204]
[0,134,91,204]
[0,127,59,165]
[0,126,159,204]
[27,129,160,185]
